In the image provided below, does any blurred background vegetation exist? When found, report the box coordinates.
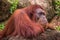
[54,0,60,16]
[8,0,18,14]
[53,0,60,31]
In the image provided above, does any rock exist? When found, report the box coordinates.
[0,0,11,22]
[2,29,60,40]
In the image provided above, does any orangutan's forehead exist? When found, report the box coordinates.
[35,8,45,13]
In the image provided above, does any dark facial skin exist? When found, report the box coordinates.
[35,8,48,26]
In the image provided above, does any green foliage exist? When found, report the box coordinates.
[8,0,19,14]
[56,26,60,31]
[54,0,60,16]
[0,23,5,30]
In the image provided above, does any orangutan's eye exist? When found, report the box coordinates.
[39,12,45,15]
